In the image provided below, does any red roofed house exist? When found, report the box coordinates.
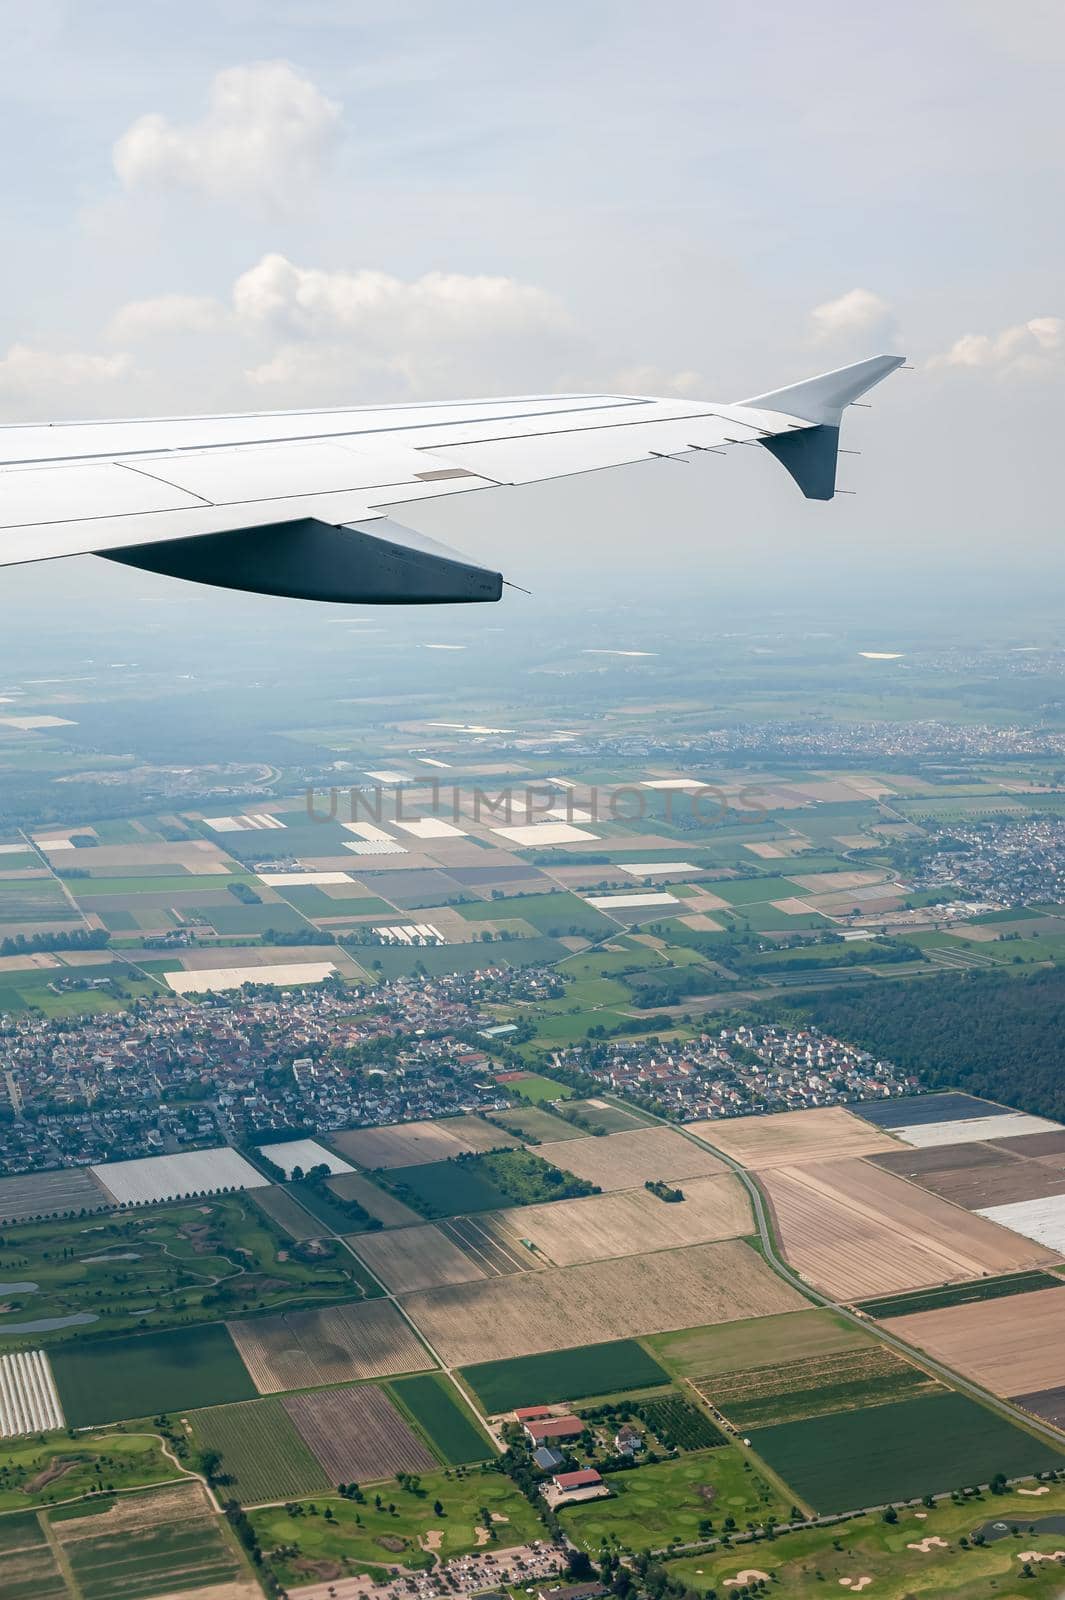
[515,1406,555,1422]
[543,1467,610,1507]
[525,1417,584,1444]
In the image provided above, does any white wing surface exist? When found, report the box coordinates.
[0,354,904,604]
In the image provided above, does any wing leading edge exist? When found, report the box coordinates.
[0,354,904,603]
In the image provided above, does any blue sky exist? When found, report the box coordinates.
[0,0,1061,598]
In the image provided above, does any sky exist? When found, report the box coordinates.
[0,0,1062,613]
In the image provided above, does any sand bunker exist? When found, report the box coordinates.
[419,1531,443,1551]
[726,1574,770,1587]
[490,1512,509,1522]
[475,1527,492,1546]
[839,1581,872,1592]
[1018,1550,1065,1563]
[1019,1485,1051,1496]
[907,1537,949,1552]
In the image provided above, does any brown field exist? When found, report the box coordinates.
[352,1223,489,1293]
[690,1107,900,1170]
[399,1239,806,1366]
[891,1287,1065,1397]
[331,1116,514,1170]
[871,1141,1065,1210]
[492,1173,752,1265]
[53,1481,215,1545]
[282,1383,436,1482]
[228,1299,433,1393]
[760,1158,1060,1301]
[328,1170,422,1227]
[993,1130,1065,1160]
[248,1184,322,1240]
[535,1127,728,1191]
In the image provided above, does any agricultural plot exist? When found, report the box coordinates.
[535,1127,727,1191]
[247,1183,321,1240]
[462,1338,670,1413]
[485,1104,585,1143]
[257,1138,353,1179]
[434,1114,521,1152]
[749,1391,1065,1514]
[978,1193,1065,1251]
[404,1240,806,1368]
[760,1157,1059,1301]
[630,1394,726,1450]
[704,1346,942,1429]
[890,1285,1065,1398]
[506,1072,573,1104]
[853,1091,1007,1127]
[870,1138,1065,1210]
[860,1268,1065,1319]
[561,1447,785,1552]
[90,1146,267,1205]
[328,1169,422,1227]
[564,1098,652,1132]
[892,1112,1064,1149]
[351,1223,488,1293]
[379,1157,511,1216]
[646,1308,870,1380]
[282,1383,436,1483]
[227,1298,433,1394]
[0,1167,108,1225]
[689,1106,899,1170]
[52,1480,247,1600]
[438,1214,533,1275]
[492,1173,751,1266]
[188,1397,330,1503]
[0,1514,65,1600]
[331,1117,502,1169]
[51,1323,255,1426]
[389,1371,493,1463]
[0,1350,64,1436]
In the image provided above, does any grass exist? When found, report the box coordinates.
[663,1481,1065,1599]
[0,1431,175,1510]
[485,1105,585,1143]
[251,1466,544,1587]
[749,1392,1065,1515]
[507,1072,573,1104]
[645,1311,869,1380]
[561,1446,786,1553]
[389,1373,494,1465]
[460,890,615,937]
[381,1147,593,1217]
[188,1397,330,1503]
[461,1340,670,1413]
[0,1195,365,1351]
[361,937,569,979]
[860,1270,1065,1319]
[51,1324,256,1427]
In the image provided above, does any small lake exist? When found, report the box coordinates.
[81,1252,142,1263]
[0,1311,97,1333]
[0,1281,39,1295]
[978,1515,1065,1543]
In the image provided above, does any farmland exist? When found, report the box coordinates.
[485,1103,585,1143]
[629,1394,726,1450]
[0,1430,175,1510]
[90,1147,267,1206]
[890,1285,1065,1397]
[52,1480,248,1600]
[227,1298,433,1393]
[0,1195,363,1352]
[251,1467,543,1588]
[462,1338,670,1412]
[389,1372,493,1463]
[0,1512,66,1600]
[646,1308,871,1380]
[760,1157,1059,1301]
[493,1174,751,1265]
[534,1127,728,1191]
[689,1106,900,1169]
[51,1323,255,1426]
[705,1345,943,1428]
[860,1267,1065,1319]
[328,1170,422,1227]
[188,1397,330,1503]
[750,1391,1065,1514]
[330,1115,517,1170]
[561,1447,786,1552]
[0,1167,108,1225]
[352,1222,488,1292]
[871,1137,1065,1210]
[282,1383,437,1482]
[380,1148,597,1217]
[402,1240,807,1367]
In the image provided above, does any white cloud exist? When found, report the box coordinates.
[610,366,705,397]
[112,62,341,210]
[811,288,894,343]
[931,316,1063,375]
[0,344,132,397]
[106,294,230,342]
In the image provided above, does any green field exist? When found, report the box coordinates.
[664,1481,1065,1599]
[462,1339,670,1413]
[381,1147,591,1217]
[0,1515,65,1600]
[750,1392,1065,1514]
[485,1104,585,1142]
[561,1447,786,1552]
[0,1431,175,1510]
[0,1195,365,1351]
[460,890,615,937]
[57,1489,243,1600]
[859,1270,1065,1319]
[646,1311,868,1380]
[506,1071,573,1104]
[252,1467,543,1587]
[188,1397,330,1503]
[706,1347,942,1429]
[51,1323,256,1426]
[363,936,569,979]
[389,1372,493,1464]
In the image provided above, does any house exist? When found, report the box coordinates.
[533,1445,565,1472]
[542,1468,610,1508]
[614,1424,643,1455]
[525,1416,584,1445]
[515,1405,555,1422]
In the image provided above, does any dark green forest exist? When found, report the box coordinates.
[783,964,1065,1121]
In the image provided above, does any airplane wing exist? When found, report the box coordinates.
[0,353,904,604]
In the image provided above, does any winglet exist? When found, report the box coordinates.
[737,354,905,500]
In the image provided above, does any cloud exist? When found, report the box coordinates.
[810,288,894,343]
[112,62,341,210]
[609,366,706,397]
[0,344,132,397]
[106,294,230,341]
[930,316,1063,375]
